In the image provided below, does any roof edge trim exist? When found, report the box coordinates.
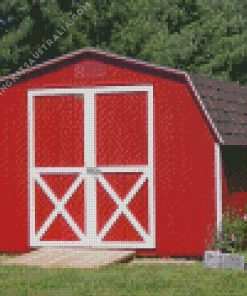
[0,47,185,83]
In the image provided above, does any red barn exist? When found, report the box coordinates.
[0,48,246,258]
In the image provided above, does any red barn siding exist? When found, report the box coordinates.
[140,81,216,257]
[0,86,30,253]
[0,95,11,252]
[0,55,217,256]
[225,192,247,219]
[222,169,247,220]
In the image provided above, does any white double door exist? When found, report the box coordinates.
[28,86,155,248]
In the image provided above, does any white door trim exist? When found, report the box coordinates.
[28,86,155,248]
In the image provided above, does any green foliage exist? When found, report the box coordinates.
[206,205,247,253]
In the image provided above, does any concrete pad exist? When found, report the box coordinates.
[0,247,136,269]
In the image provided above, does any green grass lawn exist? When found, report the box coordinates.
[0,253,247,296]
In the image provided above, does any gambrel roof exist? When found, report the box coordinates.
[0,47,246,145]
[189,73,247,146]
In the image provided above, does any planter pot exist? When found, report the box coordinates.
[204,251,244,270]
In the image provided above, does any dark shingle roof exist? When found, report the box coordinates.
[188,73,247,145]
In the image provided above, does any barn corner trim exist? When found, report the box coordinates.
[215,142,223,235]
[0,46,223,145]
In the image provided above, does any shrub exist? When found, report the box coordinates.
[205,204,247,253]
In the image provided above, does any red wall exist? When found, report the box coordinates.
[0,54,216,256]
[222,169,247,220]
